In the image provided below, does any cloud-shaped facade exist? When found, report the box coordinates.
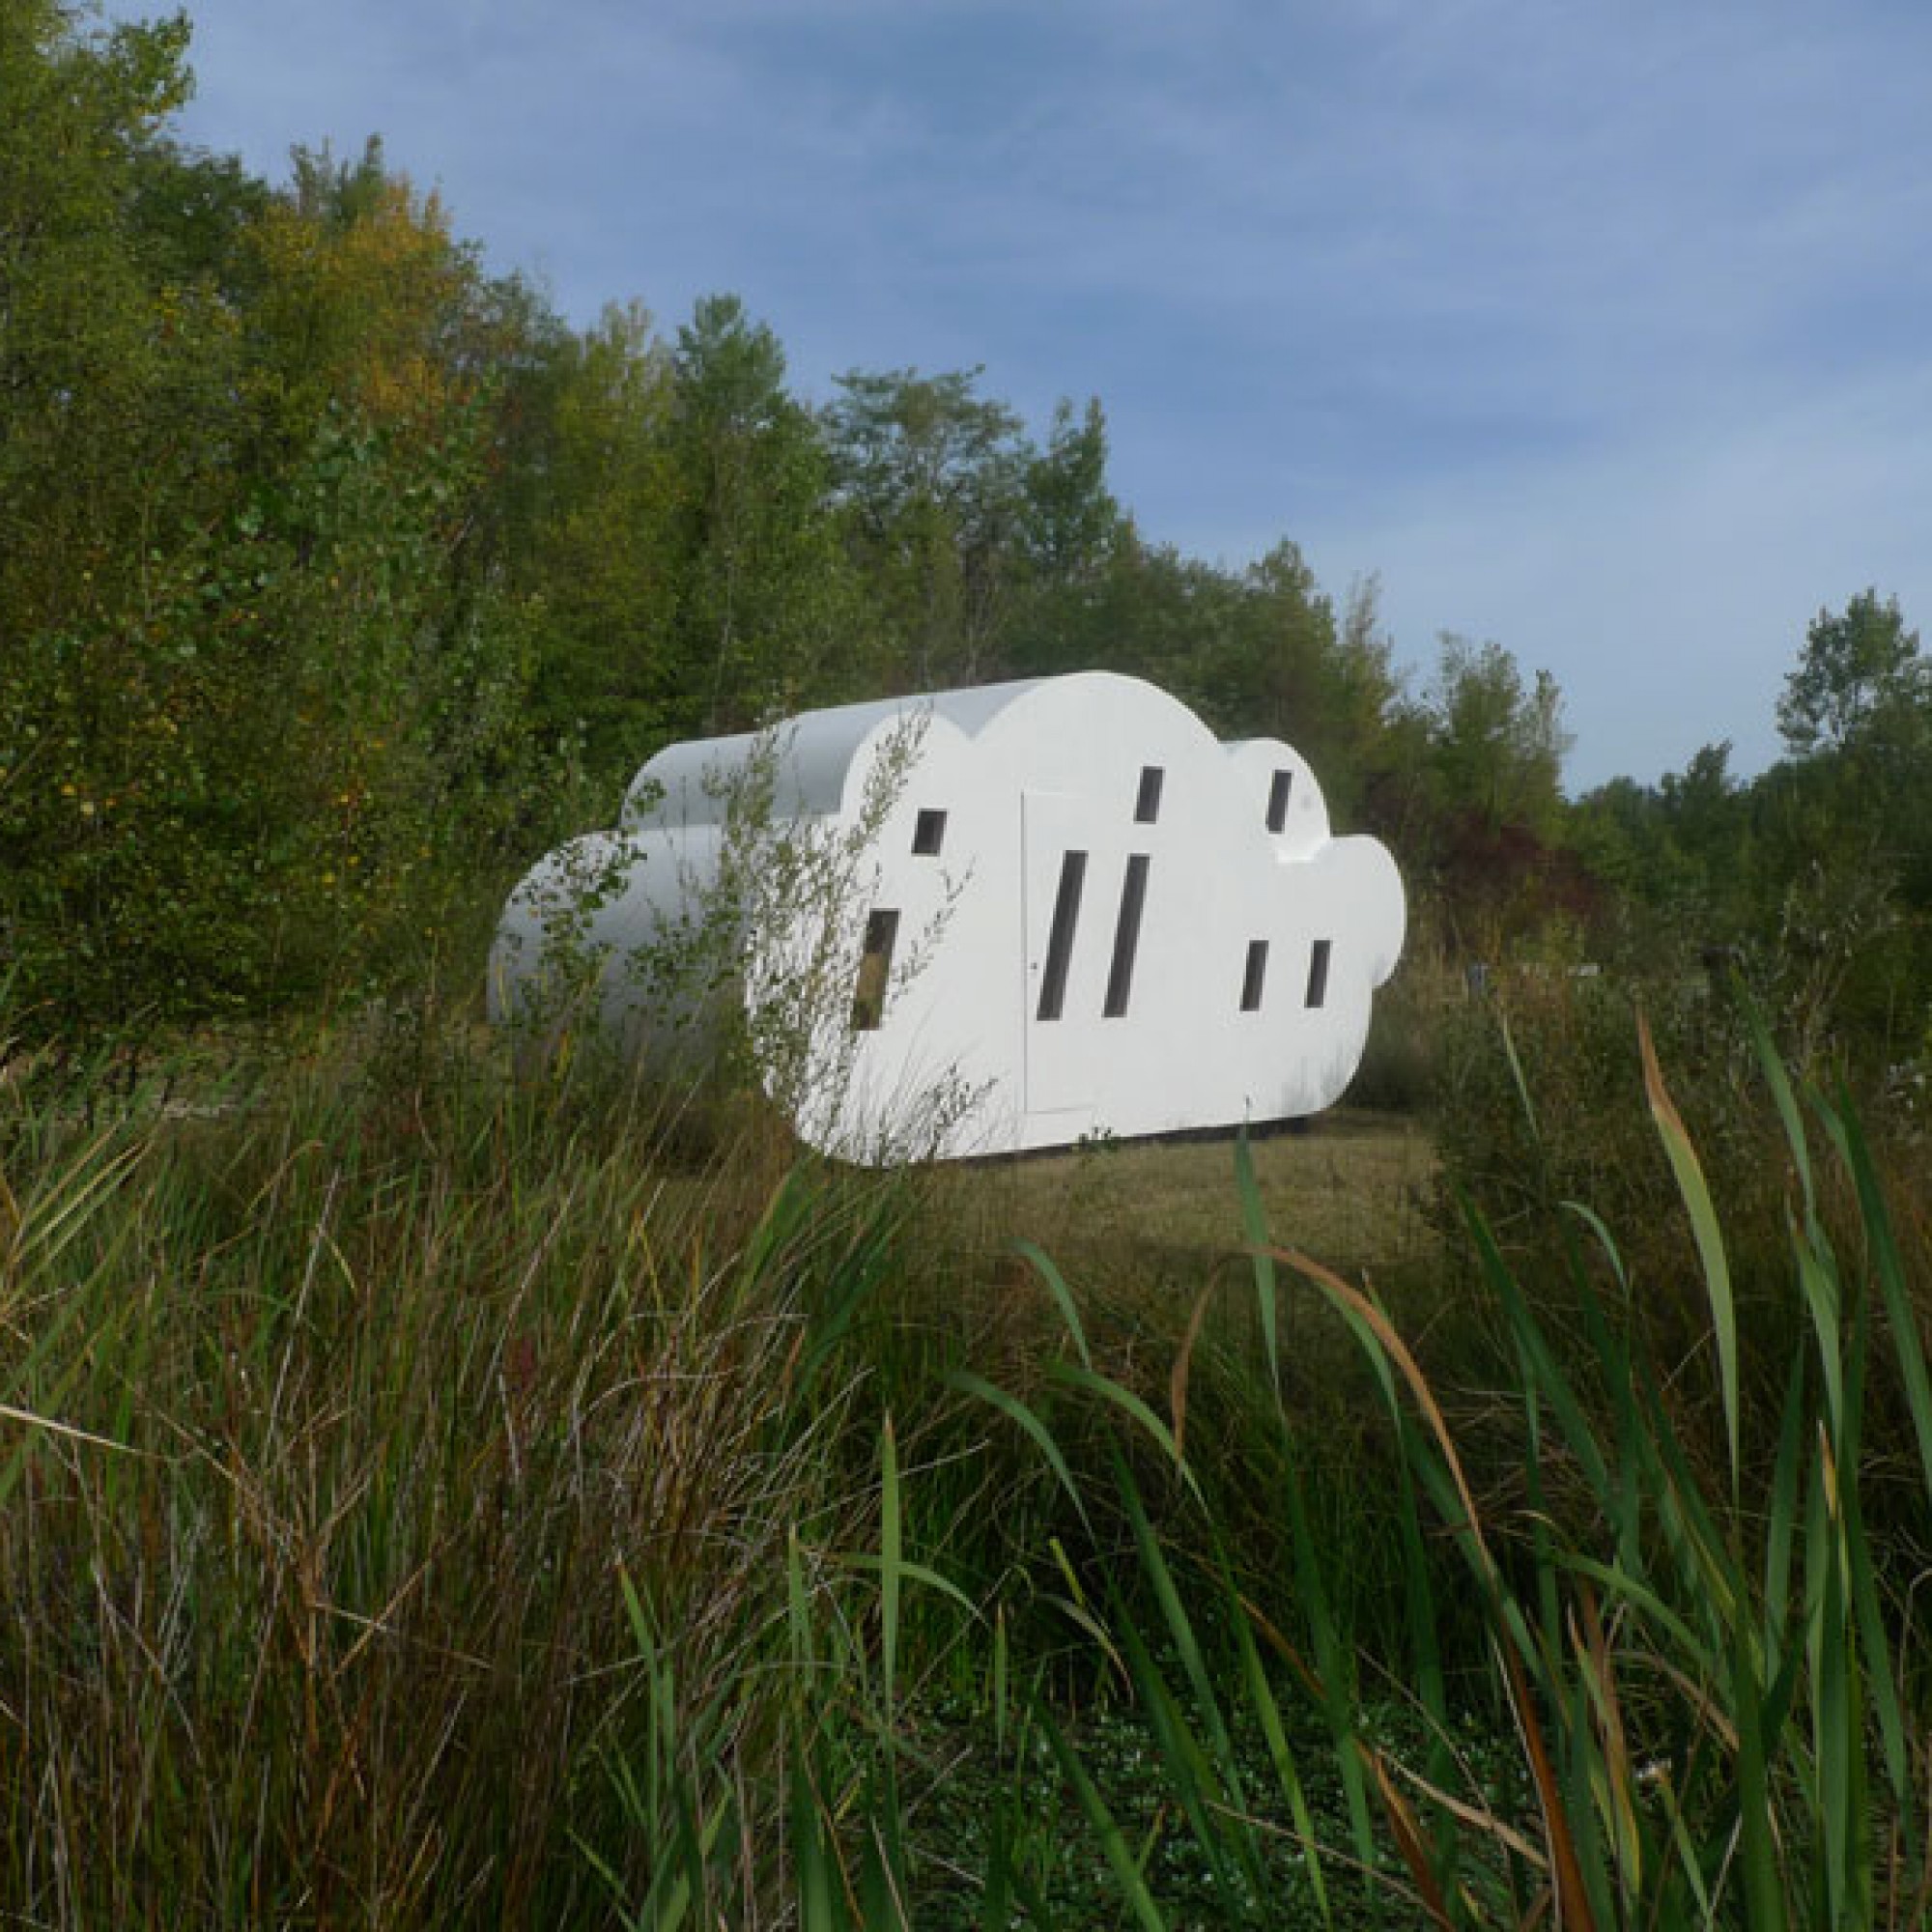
[490,672,1406,1160]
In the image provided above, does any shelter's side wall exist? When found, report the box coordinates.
[799,676,1406,1159]
[496,670,1407,1164]
[489,822,733,1052]
[1226,738,1331,857]
[773,718,1027,1160]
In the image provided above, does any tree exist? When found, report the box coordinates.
[1776,589,1927,759]
[0,3,255,1038]
[823,366,1029,685]
[1404,638,1580,947]
[0,3,210,638]
[1757,592,1932,1062]
[244,137,504,455]
[1017,399,1120,586]
[1763,593,1932,894]
[1571,741,1756,951]
[998,398,1125,679]
[1,24,551,1045]
[1421,636,1571,835]
[514,298,678,781]
[663,295,865,732]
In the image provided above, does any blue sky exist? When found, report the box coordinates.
[113,0,1932,789]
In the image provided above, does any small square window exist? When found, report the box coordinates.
[1134,765,1164,824]
[912,809,947,856]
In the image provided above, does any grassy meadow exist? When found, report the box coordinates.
[3,971,1931,1929]
[12,16,1932,1920]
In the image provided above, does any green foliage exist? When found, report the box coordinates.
[1421,635,1572,839]
[0,15,558,1045]
[3,379,543,1040]
[511,298,679,787]
[662,296,870,732]
[0,5,200,616]
[950,1020,1932,1929]
[1577,592,1932,1088]
[7,971,1932,1926]
[1019,398,1121,587]
[0,1002,918,1925]
[1428,959,1806,1359]
[0,4,1489,1051]
[1777,587,1927,760]
[14,15,1932,1925]
[822,364,1036,686]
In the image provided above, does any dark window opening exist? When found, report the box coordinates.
[1134,765,1164,824]
[1103,854,1151,1019]
[851,908,899,1031]
[1037,851,1087,1021]
[1240,939,1269,1012]
[1266,768,1293,834]
[1305,938,1331,1009]
[912,808,947,856]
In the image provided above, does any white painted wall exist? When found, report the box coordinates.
[490,672,1406,1160]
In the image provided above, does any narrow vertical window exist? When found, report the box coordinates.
[1266,768,1293,834]
[1134,765,1164,824]
[851,908,899,1031]
[1102,855,1151,1019]
[1240,939,1269,1012]
[1037,851,1087,1021]
[911,808,947,856]
[1305,938,1331,1009]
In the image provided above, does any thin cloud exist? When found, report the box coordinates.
[107,0,1932,787]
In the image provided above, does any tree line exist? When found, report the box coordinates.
[1574,588,1932,1080]
[5,4,1925,1087]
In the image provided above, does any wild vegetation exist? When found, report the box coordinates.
[6,7,1932,1926]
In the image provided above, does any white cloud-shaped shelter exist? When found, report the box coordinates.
[490,672,1406,1160]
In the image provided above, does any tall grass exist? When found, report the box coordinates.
[0,1018,943,1924]
[3,993,1929,1926]
[975,1003,1932,1927]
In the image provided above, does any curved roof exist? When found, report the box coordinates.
[621,677,1068,829]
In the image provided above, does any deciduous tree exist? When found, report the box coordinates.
[663,295,866,732]
[1776,588,1926,760]
[823,366,1028,685]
